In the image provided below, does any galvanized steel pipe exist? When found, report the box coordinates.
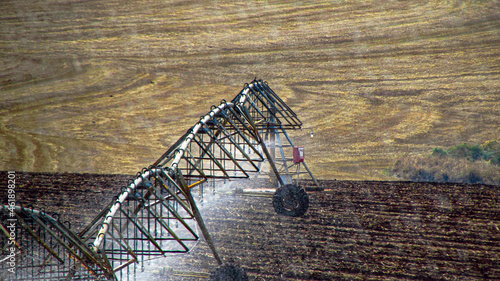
[171,102,235,169]
[92,101,235,251]
[91,170,150,251]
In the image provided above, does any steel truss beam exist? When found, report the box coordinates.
[1,79,317,280]
[1,205,111,280]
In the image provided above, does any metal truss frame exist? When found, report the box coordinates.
[1,79,318,280]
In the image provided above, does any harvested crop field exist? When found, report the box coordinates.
[2,171,499,280]
[1,0,499,180]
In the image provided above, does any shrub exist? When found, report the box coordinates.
[482,140,500,165]
[431,147,448,157]
[447,143,492,162]
[429,141,500,164]
[389,140,500,185]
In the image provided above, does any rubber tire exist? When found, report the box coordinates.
[210,264,249,281]
[273,184,309,217]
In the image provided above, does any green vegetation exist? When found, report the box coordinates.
[390,140,500,185]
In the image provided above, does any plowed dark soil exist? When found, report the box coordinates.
[1,171,499,280]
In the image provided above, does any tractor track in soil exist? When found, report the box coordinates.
[1,171,499,280]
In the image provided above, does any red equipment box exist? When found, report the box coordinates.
[293,146,304,163]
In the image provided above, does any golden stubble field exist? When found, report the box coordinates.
[1,0,499,180]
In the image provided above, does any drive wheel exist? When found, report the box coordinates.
[273,184,309,217]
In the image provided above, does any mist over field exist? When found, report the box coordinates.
[1,0,499,180]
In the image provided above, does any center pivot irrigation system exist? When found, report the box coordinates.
[1,79,318,280]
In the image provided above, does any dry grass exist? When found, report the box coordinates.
[390,155,500,185]
[1,0,499,180]
[389,140,500,185]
